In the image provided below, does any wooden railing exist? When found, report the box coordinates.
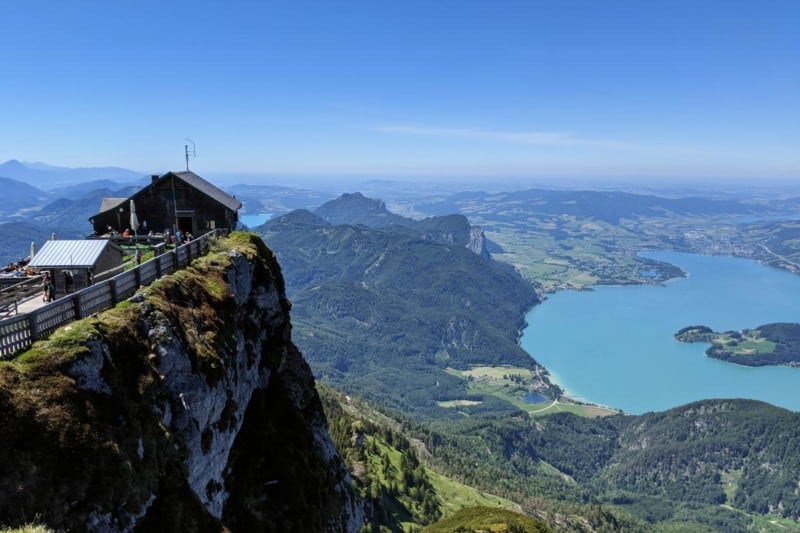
[0,276,44,319]
[0,230,223,359]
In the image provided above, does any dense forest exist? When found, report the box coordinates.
[323,385,800,531]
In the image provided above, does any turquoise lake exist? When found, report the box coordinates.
[520,251,800,414]
[240,213,272,228]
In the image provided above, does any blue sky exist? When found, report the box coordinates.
[1,1,798,183]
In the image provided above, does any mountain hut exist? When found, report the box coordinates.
[89,171,241,238]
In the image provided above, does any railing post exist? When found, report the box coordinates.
[74,293,84,320]
[134,265,141,288]
[109,278,119,305]
[30,311,40,341]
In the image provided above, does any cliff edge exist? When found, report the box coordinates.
[0,232,362,532]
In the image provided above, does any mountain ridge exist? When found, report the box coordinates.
[314,192,491,259]
[0,159,143,190]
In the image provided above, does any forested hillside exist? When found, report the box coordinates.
[602,400,800,517]
[529,400,800,529]
[259,209,549,418]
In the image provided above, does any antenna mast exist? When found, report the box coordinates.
[184,138,196,171]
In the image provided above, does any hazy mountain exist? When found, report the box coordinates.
[315,192,409,227]
[0,185,138,265]
[415,188,769,224]
[31,186,139,234]
[314,193,491,258]
[47,179,133,200]
[0,177,51,216]
[0,159,143,190]
[227,183,336,218]
[0,221,60,265]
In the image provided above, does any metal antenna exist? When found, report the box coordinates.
[184,138,196,171]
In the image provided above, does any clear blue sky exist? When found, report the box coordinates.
[1,1,798,183]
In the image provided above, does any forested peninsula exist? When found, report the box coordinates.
[675,323,800,367]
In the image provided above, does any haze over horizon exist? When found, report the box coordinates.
[1,1,798,184]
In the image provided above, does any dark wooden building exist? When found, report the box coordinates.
[89,171,241,236]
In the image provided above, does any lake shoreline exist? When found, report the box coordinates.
[519,251,800,414]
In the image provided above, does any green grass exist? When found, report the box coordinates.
[749,514,800,532]
[532,402,620,418]
[422,505,550,533]
[121,246,157,271]
[437,400,482,408]
[721,337,777,354]
[363,436,421,531]
[445,365,618,418]
[722,469,742,505]
[426,471,521,517]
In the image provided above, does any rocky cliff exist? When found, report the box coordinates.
[0,233,362,532]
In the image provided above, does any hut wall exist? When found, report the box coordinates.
[94,246,124,275]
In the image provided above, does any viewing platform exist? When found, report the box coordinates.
[0,230,224,359]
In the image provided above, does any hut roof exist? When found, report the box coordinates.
[28,240,121,269]
[163,171,242,211]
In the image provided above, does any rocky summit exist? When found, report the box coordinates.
[0,233,362,532]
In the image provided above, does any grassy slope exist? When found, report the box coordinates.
[423,506,551,533]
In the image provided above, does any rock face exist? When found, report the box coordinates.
[0,233,362,532]
[467,226,490,260]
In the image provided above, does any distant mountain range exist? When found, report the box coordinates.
[0,159,143,190]
[0,177,51,215]
[0,160,150,263]
[413,188,794,224]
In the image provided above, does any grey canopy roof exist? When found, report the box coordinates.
[28,239,119,269]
